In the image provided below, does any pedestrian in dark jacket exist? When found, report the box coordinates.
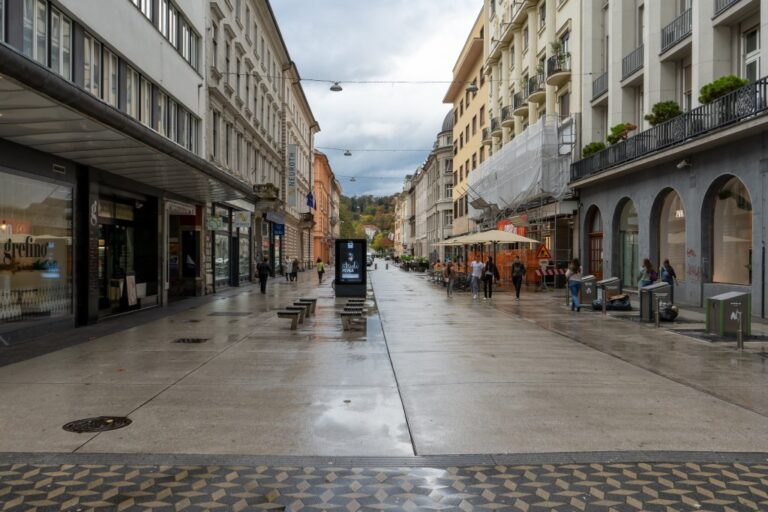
[483,257,500,300]
[511,255,526,301]
[256,258,271,294]
[660,258,677,302]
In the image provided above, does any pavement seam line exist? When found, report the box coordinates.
[371,273,419,457]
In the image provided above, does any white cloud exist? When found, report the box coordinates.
[272,0,481,195]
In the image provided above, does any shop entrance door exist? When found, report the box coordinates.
[620,231,639,288]
[231,234,240,286]
[168,215,200,300]
[589,233,603,280]
[98,224,134,312]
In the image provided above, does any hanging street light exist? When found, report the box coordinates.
[466,81,478,94]
[330,82,343,92]
[344,149,352,156]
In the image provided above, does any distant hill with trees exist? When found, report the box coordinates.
[339,195,396,252]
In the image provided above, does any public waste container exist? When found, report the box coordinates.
[706,292,751,337]
[581,275,597,305]
[639,282,671,322]
[597,277,621,301]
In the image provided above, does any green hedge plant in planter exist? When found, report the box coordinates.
[606,122,638,145]
[644,101,683,126]
[699,75,750,104]
[582,142,606,158]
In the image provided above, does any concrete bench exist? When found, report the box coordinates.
[340,310,364,331]
[297,298,317,314]
[285,306,306,324]
[277,310,302,330]
[344,306,364,313]
[292,302,312,317]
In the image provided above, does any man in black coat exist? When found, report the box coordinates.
[256,257,271,294]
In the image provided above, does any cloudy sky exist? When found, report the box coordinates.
[272,0,481,197]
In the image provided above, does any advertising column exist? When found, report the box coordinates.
[335,239,367,297]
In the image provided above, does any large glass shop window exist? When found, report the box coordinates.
[619,200,639,287]
[0,172,72,324]
[213,207,230,284]
[713,177,752,285]
[658,191,686,280]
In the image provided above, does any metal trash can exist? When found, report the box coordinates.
[639,282,671,322]
[581,275,597,305]
[597,277,622,301]
[706,292,751,337]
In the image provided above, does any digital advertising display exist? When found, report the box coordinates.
[335,239,367,297]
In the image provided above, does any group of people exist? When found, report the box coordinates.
[284,257,301,282]
[253,257,329,295]
[442,255,527,301]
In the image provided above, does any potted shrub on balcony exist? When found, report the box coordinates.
[606,122,637,145]
[549,42,569,67]
[644,101,683,126]
[582,141,606,158]
[699,75,750,104]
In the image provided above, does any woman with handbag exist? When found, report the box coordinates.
[565,258,583,312]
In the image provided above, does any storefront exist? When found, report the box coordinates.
[166,200,202,301]
[0,169,73,333]
[209,204,253,290]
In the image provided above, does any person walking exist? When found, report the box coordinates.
[470,256,484,300]
[284,257,292,282]
[660,258,677,302]
[444,261,455,297]
[483,257,500,300]
[256,257,271,294]
[565,258,583,312]
[292,258,299,282]
[639,258,655,288]
[511,255,526,301]
[316,258,325,284]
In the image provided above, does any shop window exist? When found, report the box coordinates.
[658,190,685,281]
[22,0,48,65]
[0,172,73,325]
[712,177,752,284]
[618,200,639,287]
[50,8,72,80]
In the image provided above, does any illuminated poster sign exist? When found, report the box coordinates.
[287,144,297,207]
[340,240,364,283]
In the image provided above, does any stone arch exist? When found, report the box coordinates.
[650,188,686,280]
[612,197,640,287]
[584,205,604,280]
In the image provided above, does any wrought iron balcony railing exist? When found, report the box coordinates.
[491,117,501,134]
[661,8,692,54]
[482,127,491,141]
[592,71,608,100]
[501,105,514,124]
[526,74,545,98]
[571,76,768,182]
[547,53,571,77]
[513,92,526,110]
[622,44,644,80]
[715,0,742,16]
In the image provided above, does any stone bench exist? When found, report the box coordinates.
[340,310,365,331]
[297,298,317,314]
[292,302,312,317]
[277,310,302,330]
[284,306,306,324]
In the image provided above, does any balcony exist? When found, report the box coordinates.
[513,92,528,116]
[571,76,768,182]
[299,211,315,229]
[491,117,502,136]
[330,215,338,226]
[526,75,546,103]
[715,0,742,16]
[622,44,644,81]
[482,127,492,145]
[661,8,692,54]
[592,72,608,101]
[501,105,515,127]
[546,53,571,88]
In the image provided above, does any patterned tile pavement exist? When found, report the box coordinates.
[2,460,768,511]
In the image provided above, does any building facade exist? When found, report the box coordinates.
[571,0,766,314]
[412,167,429,258]
[312,151,336,265]
[0,0,257,343]
[425,111,455,263]
[444,8,489,248]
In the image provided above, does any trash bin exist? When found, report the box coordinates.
[639,282,671,322]
[597,277,622,301]
[706,292,751,337]
[581,275,597,305]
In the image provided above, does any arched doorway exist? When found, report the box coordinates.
[710,176,753,284]
[617,199,639,287]
[586,206,603,280]
[656,190,686,279]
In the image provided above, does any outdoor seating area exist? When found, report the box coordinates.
[277,297,317,330]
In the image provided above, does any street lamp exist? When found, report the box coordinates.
[330,82,343,92]
[344,149,352,156]
[466,82,478,94]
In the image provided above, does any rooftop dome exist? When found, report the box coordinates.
[441,109,454,133]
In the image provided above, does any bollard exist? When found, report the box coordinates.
[375,263,378,270]
[655,294,662,328]
[602,287,607,315]
[731,302,744,350]
[386,263,389,270]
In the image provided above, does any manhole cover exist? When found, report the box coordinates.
[62,416,132,433]
[208,312,251,317]
[174,337,209,344]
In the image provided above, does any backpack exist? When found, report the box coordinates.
[650,270,658,282]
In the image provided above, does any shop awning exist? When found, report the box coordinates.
[0,44,253,204]
[454,230,540,245]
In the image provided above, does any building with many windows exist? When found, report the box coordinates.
[424,111,455,263]
[444,8,489,252]
[312,151,338,265]
[0,0,255,342]
[571,0,765,313]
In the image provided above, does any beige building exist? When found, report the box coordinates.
[425,111,455,262]
[444,8,489,245]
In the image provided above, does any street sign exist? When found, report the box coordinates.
[273,223,285,236]
[536,245,552,260]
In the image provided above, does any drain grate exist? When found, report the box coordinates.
[62,416,132,433]
[174,337,209,344]
[208,312,251,317]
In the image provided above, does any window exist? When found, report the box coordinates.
[168,3,177,48]
[212,23,218,69]
[618,200,639,287]
[167,99,177,141]
[245,71,250,107]
[245,7,251,39]
[460,99,464,116]
[125,67,140,119]
[0,0,5,43]
[459,133,464,149]
[523,26,529,50]
[177,108,188,148]
[236,58,241,98]
[682,64,692,110]
[50,8,72,80]
[444,211,453,226]
[103,49,119,107]
[472,153,477,170]
[157,92,167,135]
[479,147,485,163]
[558,91,570,118]
[539,1,546,29]
[23,0,47,64]
[212,111,219,159]
[743,27,760,83]
[472,116,477,136]
[180,19,190,61]
[225,123,231,167]
[158,0,168,36]
[140,77,152,126]
[658,190,685,281]
[225,41,231,86]
[83,34,102,97]
[712,177,752,284]
[235,0,241,20]
[140,0,152,19]
[479,106,485,126]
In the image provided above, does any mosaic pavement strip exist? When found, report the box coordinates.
[2,461,768,511]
